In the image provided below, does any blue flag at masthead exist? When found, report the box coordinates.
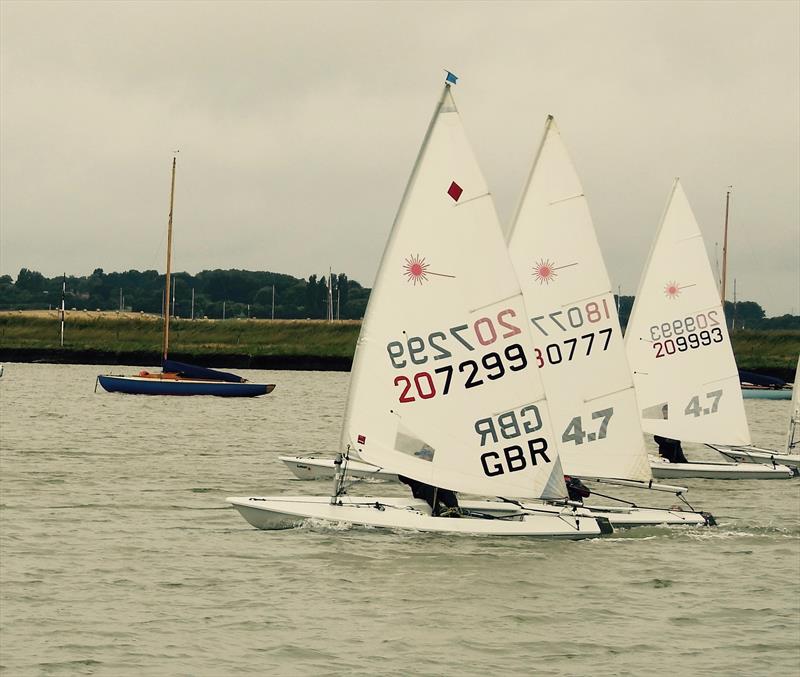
[444,70,458,85]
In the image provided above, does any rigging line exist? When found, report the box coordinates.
[676,492,697,512]
[497,496,580,520]
[580,489,638,508]
[576,490,700,516]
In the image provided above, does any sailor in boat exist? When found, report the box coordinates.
[397,475,461,517]
[654,435,689,464]
[653,404,689,463]
[564,475,591,502]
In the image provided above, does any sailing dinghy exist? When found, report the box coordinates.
[711,356,800,469]
[96,157,274,397]
[624,180,792,479]
[228,80,611,537]
[278,116,714,528]
[502,116,712,525]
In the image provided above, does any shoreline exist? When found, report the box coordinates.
[1,311,797,380]
[0,347,794,381]
[0,348,352,371]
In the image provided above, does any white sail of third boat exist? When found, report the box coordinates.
[625,179,751,445]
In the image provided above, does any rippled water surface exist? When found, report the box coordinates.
[1,363,798,676]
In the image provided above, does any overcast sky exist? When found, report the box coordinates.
[1,0,798,315]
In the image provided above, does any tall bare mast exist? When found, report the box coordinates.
[720,186,731,307]
[162,155,177,362]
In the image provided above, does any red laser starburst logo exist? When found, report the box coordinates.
[402,254,455,286]
[533,259,557,285]
[404,254,430,285]
[664,281,681,299]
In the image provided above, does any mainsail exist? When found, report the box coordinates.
[625,179,750,445]
[341,85,566,500]
[506,116,650,482]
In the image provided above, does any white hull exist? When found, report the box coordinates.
[710,445,800,470]
[226,495,610,538]
[649,457,794,480]
[279,456,712,527]
[459,499,710,528]
[280,456,395,481]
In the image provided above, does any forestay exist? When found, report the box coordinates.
[624,179,750,445]
[341,86,566,500]
[506,116,650,482]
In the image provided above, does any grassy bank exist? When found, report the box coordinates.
[0,311,360,369]
[0,311,798,376]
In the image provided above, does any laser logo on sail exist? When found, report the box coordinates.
[402,254,455,286]
[533,259,556,284]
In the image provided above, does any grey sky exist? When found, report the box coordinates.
[1,0,798,315]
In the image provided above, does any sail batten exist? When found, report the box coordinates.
[624,179,751,445]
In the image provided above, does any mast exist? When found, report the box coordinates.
[60,274,65,347]
[720,186,731,308]
[162,155,177,363]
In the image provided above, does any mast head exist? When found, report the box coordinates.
[443,70,458,86]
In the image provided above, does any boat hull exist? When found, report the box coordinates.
[280,455,394,481]
[226,495,610,538]
[97,374,274,397]
[741,388,792,400]
[710,445,800,470]
[650,458,794,479]
[459,499,711,528]
[279,456,713,527]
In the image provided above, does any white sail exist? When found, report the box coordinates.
[506,116,650,482]
[787,356,800,454]
[625,179,751,445]
[341,86,565,500]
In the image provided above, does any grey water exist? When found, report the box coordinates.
[0,363,798,676]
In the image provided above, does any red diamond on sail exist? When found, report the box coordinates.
[447,181,463,201]
[357,434,366,445]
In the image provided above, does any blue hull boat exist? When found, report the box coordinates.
[739,370,791,400]
[97,374,274,397]
[741,387,791,400]
[97,361,275,397]
[95,158,276,399]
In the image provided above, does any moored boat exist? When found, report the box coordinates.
[96,157,274,397]
[740,369,792,399]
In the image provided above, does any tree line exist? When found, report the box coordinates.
[615,296,798,330]
[1,268,370,320]
[1,267,798,329]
